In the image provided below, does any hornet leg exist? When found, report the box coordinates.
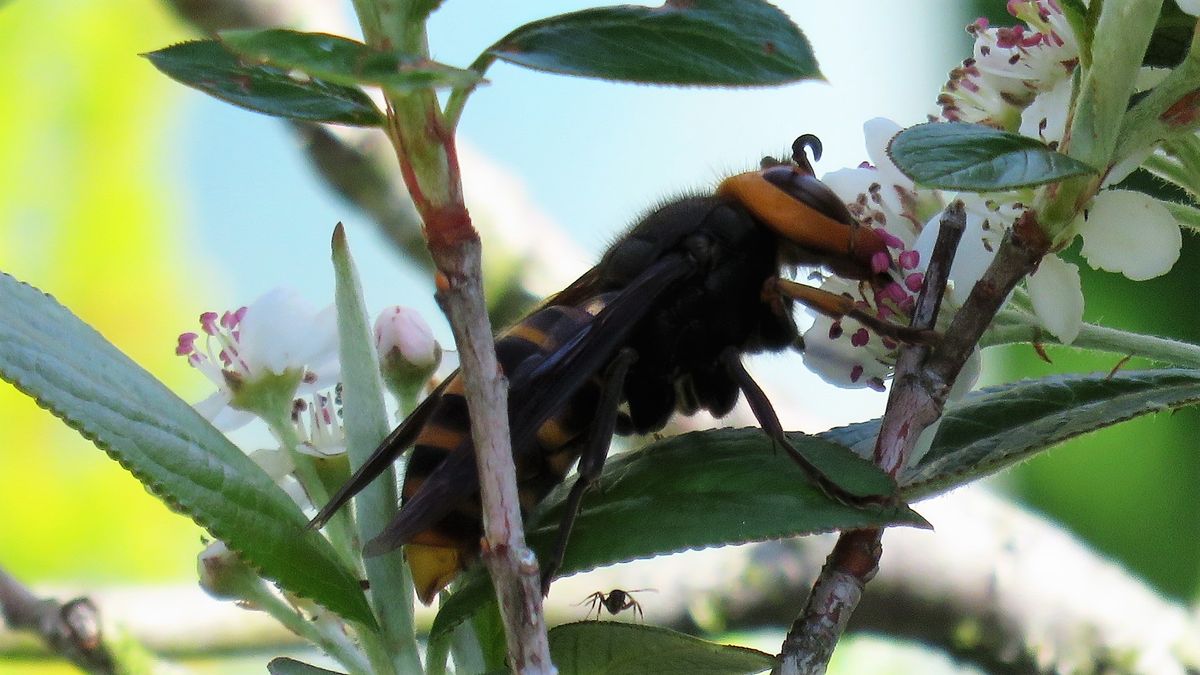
[765,278,937,345]
[541,347,638,595]
[719,348,864,506]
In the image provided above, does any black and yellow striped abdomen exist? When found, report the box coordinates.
[402,302,604,602]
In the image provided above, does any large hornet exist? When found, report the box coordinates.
[311,135,921,603]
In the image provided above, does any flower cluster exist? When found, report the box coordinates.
[802,118,991,390]
[940,0,1078,133]
[802,0,1184,389]
[175,288,339,430]
[177,289,441,509]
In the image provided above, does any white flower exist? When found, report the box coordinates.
[802,119,949,390]
[1023,190,1182,343]
[912,195,1015,308]
[197,540,256,601]
[798,120,1014,389]
[1019,75,1072,145]
[176,288,339,429]
[932,2,1183,346]
[247,444,314,509]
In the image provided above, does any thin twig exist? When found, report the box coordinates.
[0,565,116,674]
[926,211,1052,385]
[777,201,966,675]
[433,237,554,674]
[368,9,553,670]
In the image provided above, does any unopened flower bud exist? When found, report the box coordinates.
[197,541,260,601]
[375,306,442,399]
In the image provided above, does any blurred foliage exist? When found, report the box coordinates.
[0,1,204,583]
[961,0,1200,602]
[995,231,1200,600]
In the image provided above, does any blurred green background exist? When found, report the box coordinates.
[2,0,1199,672]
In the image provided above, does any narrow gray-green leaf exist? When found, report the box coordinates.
[331,225,420,669]
[549,622,775,674]
[432,429,923,638]
[488,0,820,85]
[904,369,1200,498]
[1164,200,1200,234]
[144,40,383,126]
[889,122,1095,190]
[268,658,347,675]
[221,30,482,91]
[0,273,375,626]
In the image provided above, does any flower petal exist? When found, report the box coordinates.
[863,117,910,189]
[1027,255,1083,344]
[912,200,1005,306]
[1077,190,1182,281]
[194,391,256,431]
[1019,75,1072,144]
[801,316,891,390]
[248,448,296,480]
[239,288,338,376]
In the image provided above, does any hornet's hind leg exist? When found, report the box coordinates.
[720,348,870,506]
[541,347,639,595]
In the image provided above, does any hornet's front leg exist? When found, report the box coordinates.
[764,278,938,346]
[541,347,639,595]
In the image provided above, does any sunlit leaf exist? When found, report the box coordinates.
[549,622,775,674]
[221,29,482,91]
[432,429,923,638]
[488,0,820,85]
[144,40,383,126]
[0,273,375,626]
[889,122,1095,190]
[330,225,418,654]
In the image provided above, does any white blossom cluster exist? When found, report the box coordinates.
[802,0,1184,389]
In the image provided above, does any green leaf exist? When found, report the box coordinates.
[144,40,383,126]
[330,226,421,666]
[0,273,375,626]
[430,569,492,641]
[487,0,820,86]
[904,369,1200,498]
[1144,2,1196,68]
[548,622,775,674]
[220,30,482,92]
[472,598,509,673]
[888,122,1096,191]
[530,429,922,573]
[432,429,924,638]
[268,658,347,675]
